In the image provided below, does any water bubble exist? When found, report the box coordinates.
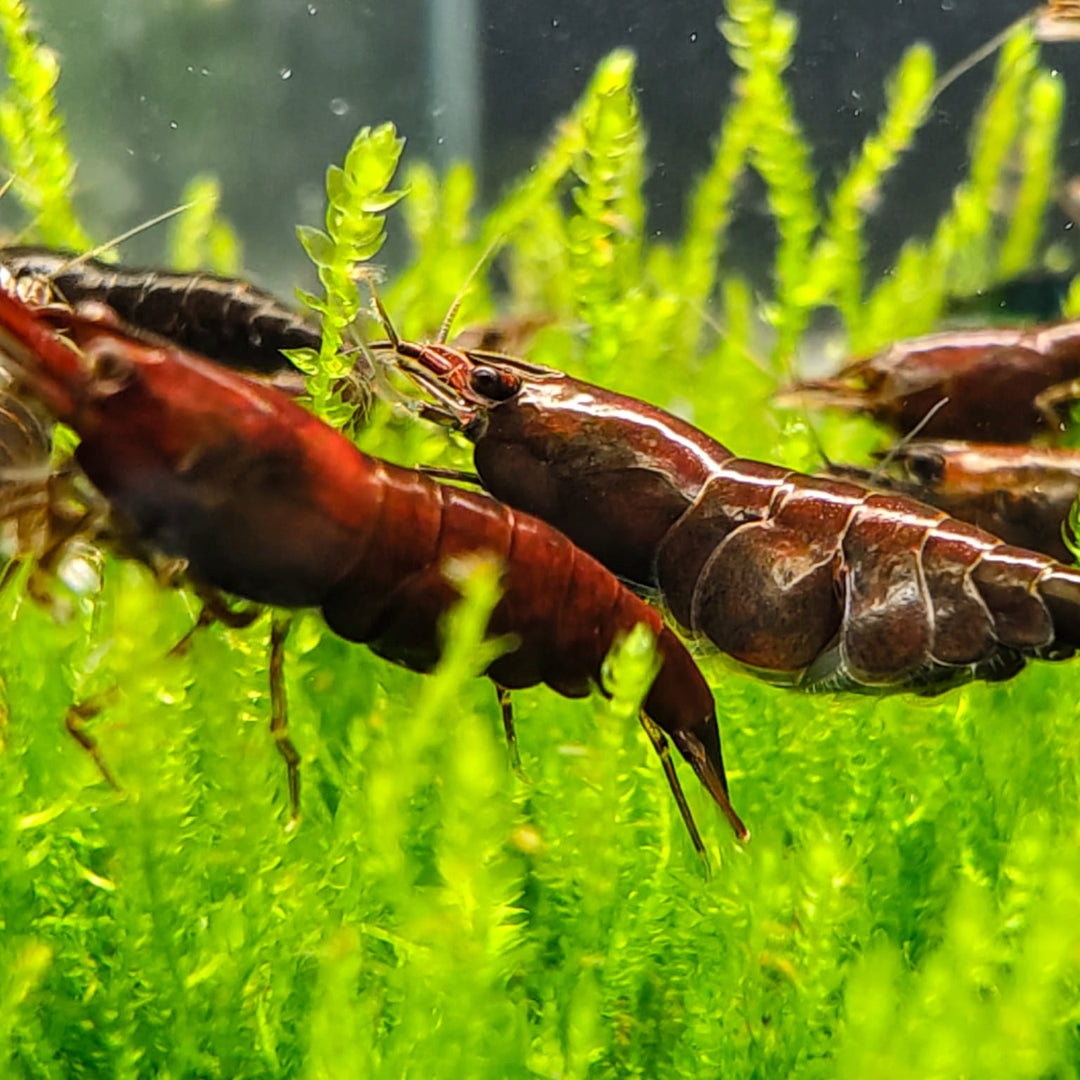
[329,97,349,116]
[307,2,317,11]
[279,67,293,80]
[689,31,697,42]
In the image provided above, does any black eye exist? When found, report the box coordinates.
[87,344,135,397]
[905,451,944,486]
[470,365,520,401]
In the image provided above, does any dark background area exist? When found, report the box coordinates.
[11,0,1076,295]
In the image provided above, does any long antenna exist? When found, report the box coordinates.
[872,397,952,481]
[436,231,507,345]
[55,201,199,271]
[930,13,1034,104]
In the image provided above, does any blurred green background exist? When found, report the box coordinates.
[15,0,1077,291]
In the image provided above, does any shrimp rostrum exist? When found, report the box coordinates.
[0,290,747,858]
[386,327,1080,695]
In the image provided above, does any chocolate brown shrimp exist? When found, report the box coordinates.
[777,321,1080,443]
[829,440,1080,565]
[386,327,1080,695]
[0,247,320,376]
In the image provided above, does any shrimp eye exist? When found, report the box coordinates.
[87,344,135,397]
[470,365,520,401]
[905,451,944,486]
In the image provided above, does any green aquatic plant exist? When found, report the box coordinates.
[167,173,243,276]
[291,122,406,426]
[564,49,645,375]
[857,26,1055,354]
[387,159,493,339]
[1066,273,1080,318]
[802,43,936,334]
[4,2,1080,1078]
[721,0,819,368]
[1064,485,1080,565]
[0,0,87,249]
[998,68,1065,280]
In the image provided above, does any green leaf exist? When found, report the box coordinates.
[296,224,334,268]
[281,346,319,376]
[294,122,406,426]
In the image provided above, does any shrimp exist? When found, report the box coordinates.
[829,441,1080,565]
[0,360,104,610]
[0,247,321,376]
[0,290,747,862]
[776,321,1080,442]
[384,324,1080,695]
[0,373,54,559]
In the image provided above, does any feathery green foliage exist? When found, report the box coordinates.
[997,68,1065,279]
[722,0,819,368]
[676,82,755,356]
[292,122,406,426]
[0,0,87,249]
[565,49,645,375]
[3,3,1080,1079]
[804,44,936,329]
[943,27,1039,295]
[167,174,243,276]
[385,160,493,339]
[1064,493,1080,565]
[857,26,1043,354]
[1065,273,1080,318]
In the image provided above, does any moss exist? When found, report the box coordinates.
[997,68,1065,280]
[0,0,88,249]
[168,174,243,276]
[857,26,1046,354]
[291,122,406,426]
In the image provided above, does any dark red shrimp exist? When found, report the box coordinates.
[384,330,1080,695]
[0,373,91,603]
[0,247,321,376]
[0,374,53,538]
[776,321,1080,442]
[0,289,747,856]
[829,441,1080,565]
